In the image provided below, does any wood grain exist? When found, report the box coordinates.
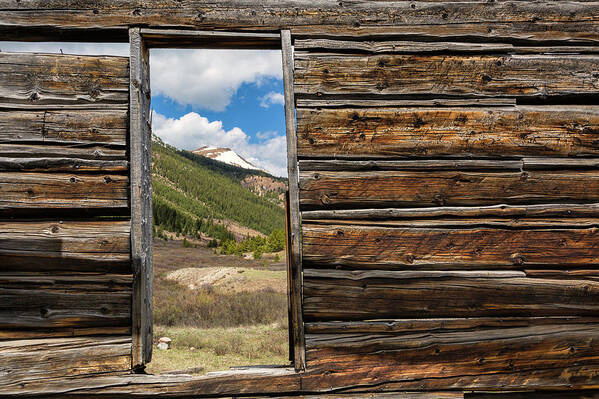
[294,53,599,98]
[4,1,599,44]
[302,224,599,269]
[301,203,599,221]
[0,143,126,161]
[0,172,128,210]
[296,106,599,158]
[1,336,131,390]
[305,317,599,334]
[0,109,127,146]
[294,38,599,54]
[299,170,599,209]
[0,273,131,330]
[0,220,131,272]
[304,324,599,388]
[0,53,129,106]
[129,27,153,369]
[303,270,599,319]
[282,29,306,371]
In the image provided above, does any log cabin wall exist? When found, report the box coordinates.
[0,51,133,388]
[295,36,599,388]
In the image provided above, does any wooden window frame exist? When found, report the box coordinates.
[129,28,305,371]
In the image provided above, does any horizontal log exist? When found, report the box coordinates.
[301,203,599,220]
[294,54,599,98]
[0,364,598,397]
[468,391,599,398]
[292,21,599,45]
[0,109,127,146]
[0,220,131,272]
[4,1,599,44]
[295,97,517,108]
[305,317,599,334]
[251,394,463,399]
[301,218,599,229]
[294,38,599,54]
[304,269,526,280]
[0,53,129,106]
[0,157,128,172]
[302,224,599,269]
[296,106,599,158]
[299,170,599,209]
[0,143,126,161]
[141,28,281,49]
[0,172,128,210]
[0,273,131,330]
[0,326,131,340]
[304,324,599,388]
[299,159,599,172]
[303,271,599,319]
[0,336,131,389]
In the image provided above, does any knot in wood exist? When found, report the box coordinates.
[510,253,525,265]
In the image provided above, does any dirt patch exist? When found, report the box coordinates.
[166,267,286,294]
[153,238,286,275]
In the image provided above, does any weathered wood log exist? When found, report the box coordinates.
[304,324,599,389]
[300,159,599,172]
[468,391,599,398]
[0,336,131,390]
[4,1,599,44]
[0,109,127,146]
[301,204,599,220]
[0,53,129,106]
[130,27,153,369]
[305,317,599,334]
[303,271,599,319]
[0,220,131,272]
[0,326,131,340]
[296,97,517,108]
[282,29,306,371]
[302,218,599,229]
[0,273,131,330]
[296,106,599,158]
[141,28,281,49]
[0,143,126,161]
[250,394,463,399]
[299,170,599,209]
[0,172,128,210]
[0,364,597,396]
[0,157,128,172]
[292,21,599,45]
[294,38,599,54]
[302,224,599,269]
[294,54,599,98]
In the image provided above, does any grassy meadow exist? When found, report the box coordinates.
[147,239,290,375]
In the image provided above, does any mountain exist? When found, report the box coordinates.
[192,146,262,172]
[151,137,287,243]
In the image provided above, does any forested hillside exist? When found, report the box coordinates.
[151,140,287,244]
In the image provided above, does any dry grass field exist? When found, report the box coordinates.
[147,238,290,375]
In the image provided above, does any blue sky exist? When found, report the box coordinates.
[0,42,288,176]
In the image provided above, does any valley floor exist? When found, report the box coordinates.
[147,238,290,375]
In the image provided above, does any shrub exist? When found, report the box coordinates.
[153,278,287,328]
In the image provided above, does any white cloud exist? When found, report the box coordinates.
[150,49,282,111]
[259,91,285,108]
[152,111,287,177]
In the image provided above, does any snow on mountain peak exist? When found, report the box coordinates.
[192,146,262,171]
